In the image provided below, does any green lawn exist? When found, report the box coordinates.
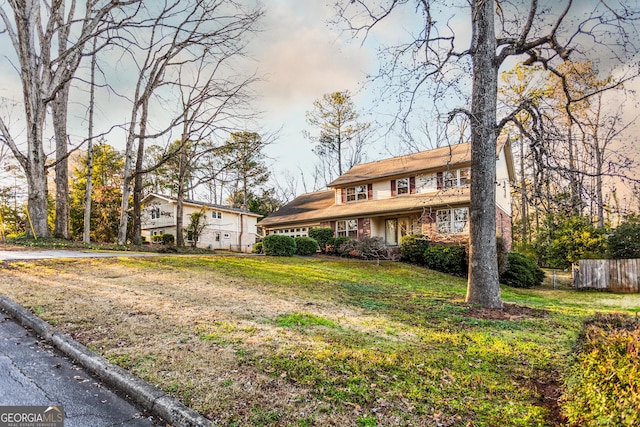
[0,255,638,426]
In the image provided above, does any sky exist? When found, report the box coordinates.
[0,0,638,201]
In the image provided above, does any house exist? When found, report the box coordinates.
[141,194,261,252]
[259,138,515,249]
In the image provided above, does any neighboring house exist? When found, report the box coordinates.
[141,194,261,252]
[260,138,515,249]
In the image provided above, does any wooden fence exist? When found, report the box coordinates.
[574,259,640,293]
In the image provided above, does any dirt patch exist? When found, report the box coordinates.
[531,376,567,427]
[463,303,548,320]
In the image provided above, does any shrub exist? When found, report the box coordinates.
[496,235,508,276]
[161,233,175,245]
[561,314,640,426]
[328,236,351,256]
[308,227,334,253]
[151,234,170,244]
[608,220,640,259]
[546,215,607,268]
[400,234,430,264]
[339,236,389,260]
[252,242,263,254]
[262,234,296,256]
[423,245,467,276]
[295,236,319,256]
[499,252,545,288]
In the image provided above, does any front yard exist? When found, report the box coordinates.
[0,255,638,426]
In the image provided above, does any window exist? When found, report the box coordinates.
[346,185,368,202]
[396,178,409,195]
[212,211,222,219]
[436,208,468,234]
[151,207,160,219]
[438,168,471,189]
[337,219,358,237]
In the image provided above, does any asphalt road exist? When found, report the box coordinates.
[0,313,159,426]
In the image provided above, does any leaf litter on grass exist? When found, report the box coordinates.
[1,256,638,426]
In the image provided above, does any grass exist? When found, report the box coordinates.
[0,254,638,426]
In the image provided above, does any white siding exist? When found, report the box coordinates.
[373,181,391,200]
[416,173,438,193]
[141,196,259,252]
[495,154,512,215]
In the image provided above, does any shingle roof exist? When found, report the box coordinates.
[259,188,470,227]
[258,190,335,226]
[328,142,472,187]
[142,193,262,217]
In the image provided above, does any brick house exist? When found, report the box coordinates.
[259,137,515,249]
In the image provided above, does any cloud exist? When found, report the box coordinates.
[250,1,371,117]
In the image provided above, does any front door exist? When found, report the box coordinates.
[385,217,411,245]
[385,219,398,245]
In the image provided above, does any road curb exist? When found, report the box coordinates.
[0,295,214,427]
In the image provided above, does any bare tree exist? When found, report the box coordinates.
[336,0,640,308]
[83,37,98,244]
[0,0,139,239]
[115,0,262,245]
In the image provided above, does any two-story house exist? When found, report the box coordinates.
[259,138,515,249]
[141,194,261,252]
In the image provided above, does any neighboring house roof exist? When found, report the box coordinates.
[328,136,514,187]
[141,193,262,218]
[259,187,470,227]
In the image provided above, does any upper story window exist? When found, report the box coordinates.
[396,178,409,195]
[391,176,415,196]
[345,185,369,202]
[150,207,161,219]
[212,211,222,219]
[437,168,470,189]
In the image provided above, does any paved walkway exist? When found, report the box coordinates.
[0,313,158,426]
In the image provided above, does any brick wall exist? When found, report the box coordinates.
[495,205,512,251]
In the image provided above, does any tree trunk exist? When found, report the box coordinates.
[83,39,97,244]
[131,100,149,246]
[465,0,502,309]
[117,126,136,245]
[25,146,49,239]
[519,133,528,244]
[177,189,185,247]
[52,85,71,239]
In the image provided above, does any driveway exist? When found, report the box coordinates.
[0,249,159,261]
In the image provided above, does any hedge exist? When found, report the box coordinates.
[308,228,334,253]
[499,252,545,288]
[295,236,319,256]
[423,245,467,276]
[262,234,296,256]
[400,234,430,264]
[562,314,640,426]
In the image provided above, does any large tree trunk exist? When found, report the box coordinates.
[465,0,502,309]
[25,136,49,239]
[52,85,71,239]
